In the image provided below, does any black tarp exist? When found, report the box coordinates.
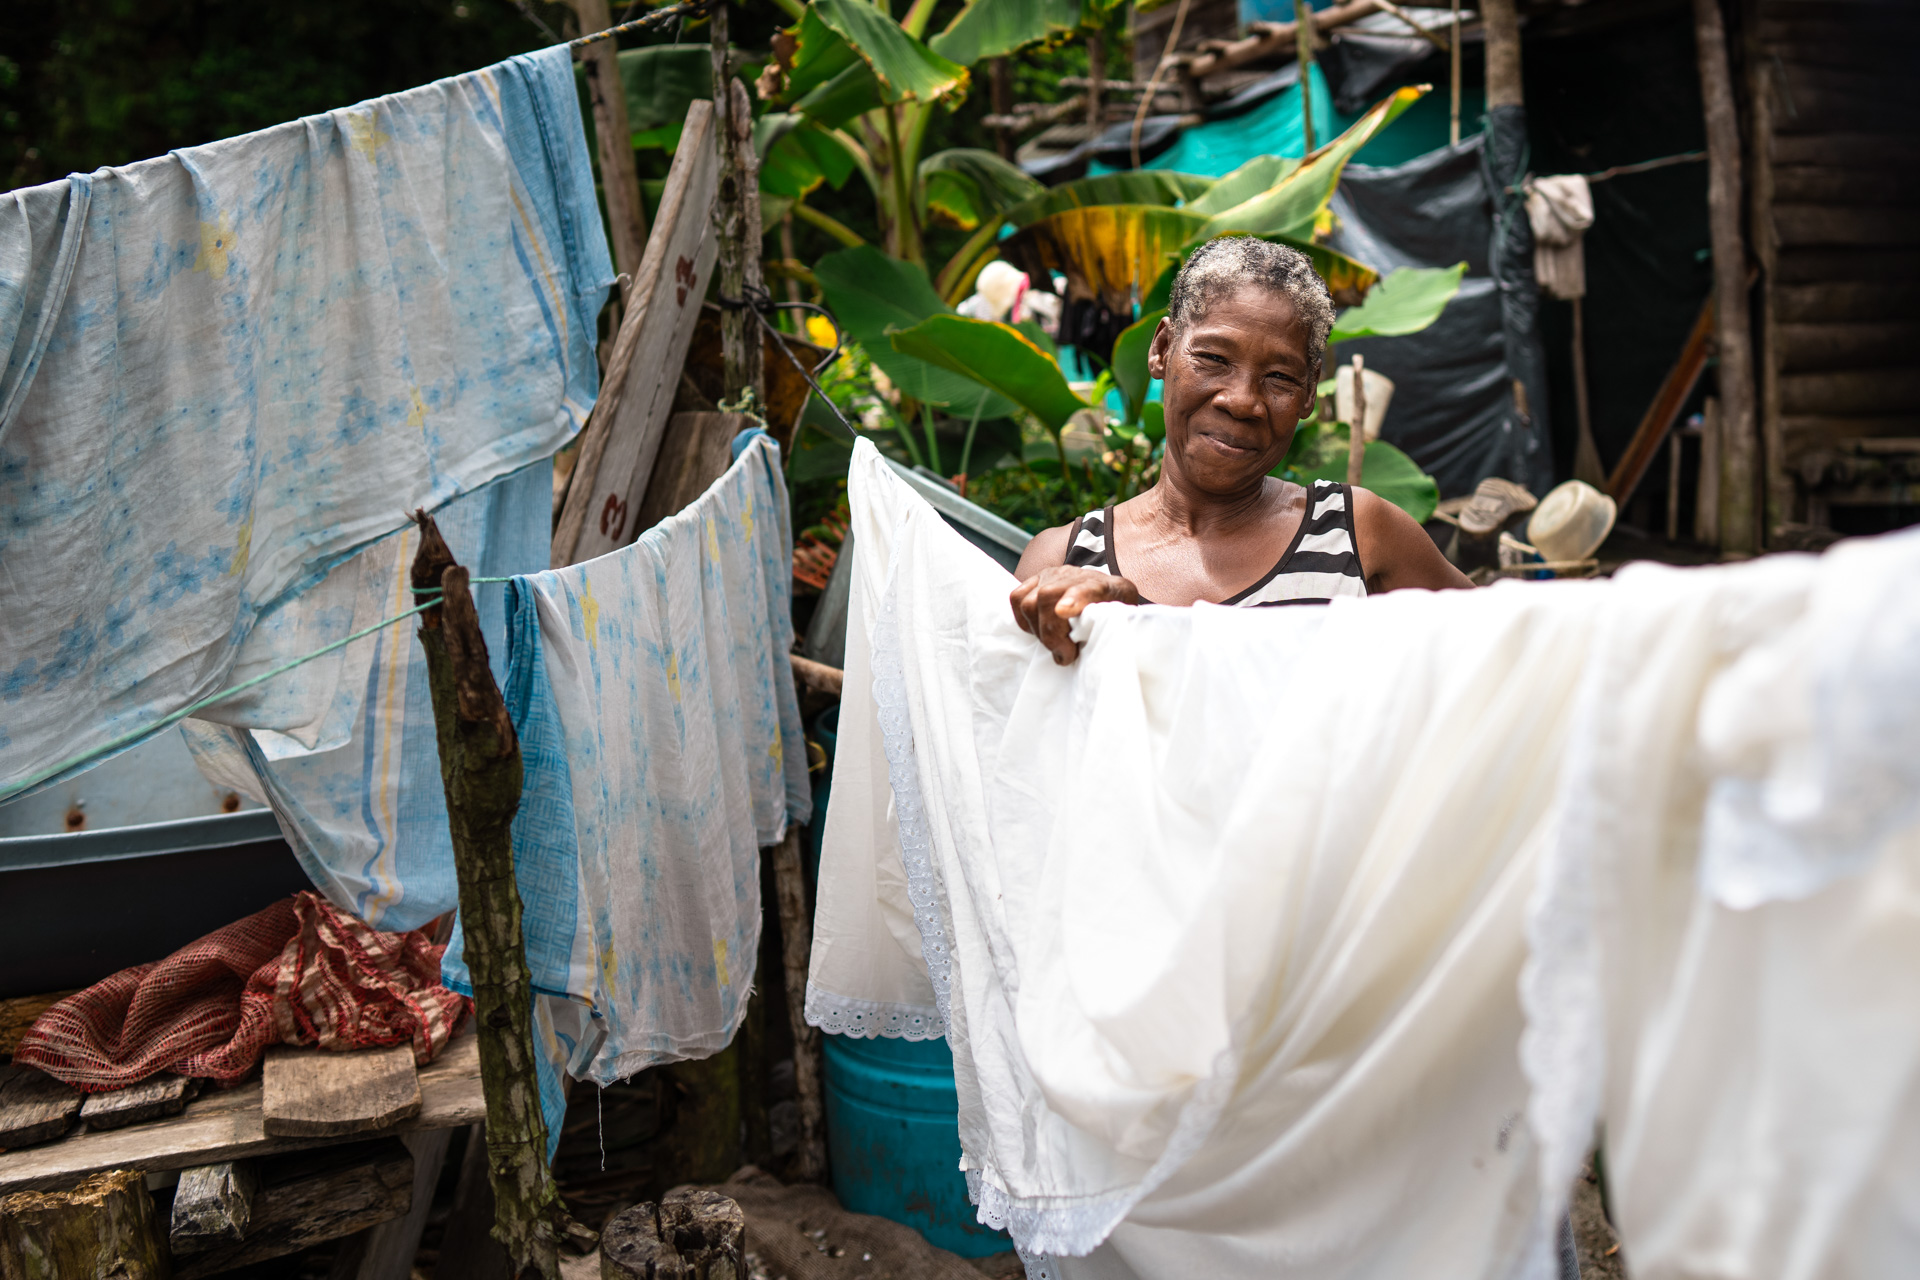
[1325,133,1555,498]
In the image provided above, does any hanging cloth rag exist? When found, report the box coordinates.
[0,43,612,799]
[1522,175,1594,301]
[180,461,553,932]
[14,890,468,1091]
[814,438,1920,1280]
[443,433,811,1090]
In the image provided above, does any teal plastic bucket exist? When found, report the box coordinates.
[822,1032,1011,1257]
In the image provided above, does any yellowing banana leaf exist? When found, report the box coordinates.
[1006,204,1209,313]
[1328,263,1466,342]
[1142,235,1379,311]
[758,115,859,200]
[923,171,981,228]
[936,168,1216,300]
[1197,86,1428,241]
[890,315,1089,433]
[811,0,969,104]
[1277,420,1438,522]
[783,6,863,102]
[1111,308,1166,423]
[815,246,1017,415]
[931,0,1081,67]
[1182,154,1302,216]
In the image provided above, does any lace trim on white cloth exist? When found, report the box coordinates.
[801,986,943,1040]
[870,557,1243,1270]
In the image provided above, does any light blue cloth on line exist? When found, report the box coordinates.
[181,460,554,931]
[445,434,813,1093]
[0,44,612,797]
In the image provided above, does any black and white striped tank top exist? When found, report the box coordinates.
[1063,479,1368,606]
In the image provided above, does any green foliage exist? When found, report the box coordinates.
[618,45,711,140]
[1110,308,1166,425]
[814,246,1017,415]
[757,115,859,199]
[808,0,969,104]
[888,315,1089,432]
[930,0,1084,67]
[1142,236,1379,311]
[1328,263,1467,342]
[916,148,1043,229]
[1182,154,1302,216]
[1275,420,1439,522]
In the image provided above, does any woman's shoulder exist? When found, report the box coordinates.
[1014,522,1076,580]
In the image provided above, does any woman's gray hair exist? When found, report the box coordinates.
[1165,236,1336,374]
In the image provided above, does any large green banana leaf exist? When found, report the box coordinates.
[889,316,1089,433]
[757,114,859,200]
[931,0,1082,66]
[794,62,888,129]
[1329,263,1465,342]
[816,246,1018,415]
[918,149,1043,228]
[1277,420,1438,522]
[783,6,863,102]
[1182,154,1302,216]
[1197,86,1426,241]
[811,0,969,103]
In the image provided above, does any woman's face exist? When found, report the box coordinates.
[1147,284,1317,496]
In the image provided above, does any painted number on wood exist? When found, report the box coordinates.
[600,494,629,542]
[675,255,698,307]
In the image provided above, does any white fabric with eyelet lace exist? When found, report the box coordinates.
[812,439,1920,1280]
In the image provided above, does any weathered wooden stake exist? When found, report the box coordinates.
[1294,0,1317,154]
[711,4,765,406]
[1449,0,1462,145]
[0,1170,167,1280]
[1691,0,1759,553]
[411,513,577,1280]
[769,827,827,1182]
[572,0,649,279]
[1345,353,1368,486]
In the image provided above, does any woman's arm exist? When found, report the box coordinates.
[1009,525,1142,664]
[1350,487,1474,592]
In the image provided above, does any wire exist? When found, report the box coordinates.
[570,0,722,49]
[1581,150,1706,183]
[2,577,515,804]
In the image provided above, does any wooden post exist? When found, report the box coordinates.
[712,5,765,406]
[1695,395,1722,545]
[1345,354,1367,486]
[0,1170,167,1280]
[411,514,578,1280]
[990,58,1015,160]
[1086,34,1106,133]
[571,0,649,280]
[602,1188,744,1280]
[1692,0,1759,553]
[1449,0,1462,145]
[769,828,827,1182]
[1481,0,1523,110]
[1294,0,1317,155]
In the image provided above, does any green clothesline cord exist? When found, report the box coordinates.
[1,576,517,805]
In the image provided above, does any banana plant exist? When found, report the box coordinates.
[757,0,1121,267]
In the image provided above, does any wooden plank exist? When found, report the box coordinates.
[172,1139,413,1280]
[1771,132,1920,168]
[0,1064,82,1150]
[1776,322,1920,373]
[1606,295,1716,505]
[338,1127,454,1280]
[553,100,721,567]
[1781,415,1920,448]
[572,0,648,279]
[0,1029,481,1195]
[262,1045,420,1139]
[78,1075,198,1132]
[634,412,749,535]
[0,1169,167,1280]
[1774,247,1920,285]
[1774,205,1920,249]
[1771,165,1920,205]
[1775,280,1920,324]
[169,1161,257,1253]
[1781,369,1920,417]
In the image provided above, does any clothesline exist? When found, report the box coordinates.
[0,579,515,806]
[568,0,724,50]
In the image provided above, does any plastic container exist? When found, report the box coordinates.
[822,1032,1011,1257]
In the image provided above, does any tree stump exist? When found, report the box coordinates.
[0,1169,167,1280]
[601,1187,744,1280]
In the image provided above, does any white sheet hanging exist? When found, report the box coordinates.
[815,438,1920,1280]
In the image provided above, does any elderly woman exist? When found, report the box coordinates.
[1012,237,1469,663]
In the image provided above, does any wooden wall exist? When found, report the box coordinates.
[1746,0,1920,533]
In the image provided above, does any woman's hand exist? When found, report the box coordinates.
[1008,567,1141,665]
